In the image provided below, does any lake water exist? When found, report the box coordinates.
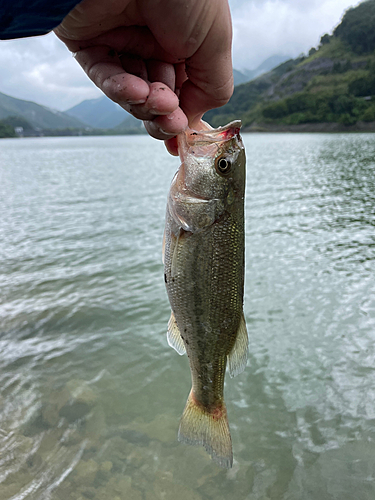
[0,133,375,500]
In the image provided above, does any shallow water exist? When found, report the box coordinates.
[0,133,375,500]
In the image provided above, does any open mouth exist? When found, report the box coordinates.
[185,120,242,147]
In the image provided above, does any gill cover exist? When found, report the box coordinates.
[167,121,244,234]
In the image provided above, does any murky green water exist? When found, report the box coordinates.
[0,133,375,500]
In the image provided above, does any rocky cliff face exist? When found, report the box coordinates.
[266,58,368,101]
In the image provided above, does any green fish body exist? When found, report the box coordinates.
[163,121,247,468]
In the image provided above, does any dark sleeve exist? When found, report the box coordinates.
[0,0,81,39]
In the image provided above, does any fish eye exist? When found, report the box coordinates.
[216,156,232,175]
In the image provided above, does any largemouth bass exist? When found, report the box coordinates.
[163,120,247,468]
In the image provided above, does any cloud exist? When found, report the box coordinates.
[229,0,360,69]
[0,0,362,110]
[0,34,101,110]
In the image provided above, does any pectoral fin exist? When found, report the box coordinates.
[167,311,186,355]
[228,312,248,378]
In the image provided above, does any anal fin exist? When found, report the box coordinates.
[167,311,186,355]
[228,312,248,378]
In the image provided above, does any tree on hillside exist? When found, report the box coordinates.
[0,121,16,138]
[334,0,375,53]
[320,34,330,45]
[2,115,34,131]
[348,75,375,96]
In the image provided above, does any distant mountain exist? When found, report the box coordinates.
[255,55,292,74]
[114,114,145,132]
[233,55,291,86]
[66,58,291,130]
[0,91,144,137]
[233,69,250,86]
[205,0,375,131]
[65,95,142,129]
[0,92,85,130]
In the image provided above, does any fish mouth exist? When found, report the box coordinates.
[177,120,243,161]
[184,120,242,147]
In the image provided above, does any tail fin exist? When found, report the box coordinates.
[178,390,233,468]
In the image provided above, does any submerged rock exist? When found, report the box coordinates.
[125,414,176,443]
[40,387,70,427]
[146,474,203,500]
[95,461,113,485]
[57,380,98,424]
[100,461,113,473]
[0,483,20,500]
[41,404,60,427]
[73,459,99,486]
[41,379,97,428]
[84,406,106,441]
[94,475,143,500]
[66,380,98,406]
[15,435,34,454]
[59,402,91,423]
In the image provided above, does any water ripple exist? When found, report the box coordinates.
[1,134,375,499]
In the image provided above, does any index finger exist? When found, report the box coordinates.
[179,1,234,127]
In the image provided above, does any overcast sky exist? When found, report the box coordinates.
[0,0,360,111]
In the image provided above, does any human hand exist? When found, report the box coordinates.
[54,0,233,154]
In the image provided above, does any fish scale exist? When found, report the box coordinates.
[163,120,248,468]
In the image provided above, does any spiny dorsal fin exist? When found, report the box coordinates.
[228,312,248,378]
[167,312,186,355]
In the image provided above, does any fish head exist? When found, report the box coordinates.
[178,120,246,202]
[168,121,245,232]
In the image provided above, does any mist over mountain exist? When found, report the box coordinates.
[234,55,291,86]
[64,96,140,129]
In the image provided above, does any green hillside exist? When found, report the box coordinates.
[0,93,146,138]
[0,92,85,130]
[0,121,16,138]
[205,0,375,130]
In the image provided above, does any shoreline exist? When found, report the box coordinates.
[243,121,375,133]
